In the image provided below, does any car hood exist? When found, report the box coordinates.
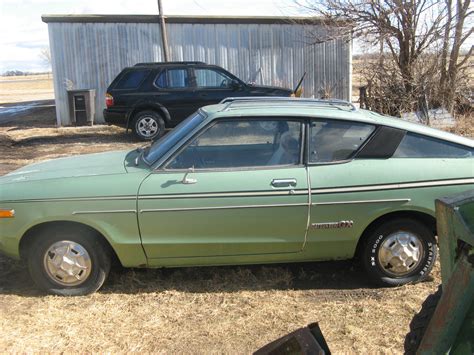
[0,150,129,184]
[247,84,293,96]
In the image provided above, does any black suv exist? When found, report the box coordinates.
[103,62,293,140]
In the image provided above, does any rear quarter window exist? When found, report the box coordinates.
[115,69,150,89]
[310,120,375,163]
[393,133,473,158]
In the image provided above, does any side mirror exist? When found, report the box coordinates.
[231,80,243,91]
[182,167,197,184]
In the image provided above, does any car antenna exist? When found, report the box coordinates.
[293,72,306,97]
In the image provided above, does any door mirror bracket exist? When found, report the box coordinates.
[182,167,197,184]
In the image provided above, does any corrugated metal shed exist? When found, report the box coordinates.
[42,15,352,125]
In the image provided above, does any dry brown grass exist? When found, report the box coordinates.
[0,109,445,353]
[451,113,474,137]
[0,253,440,353]
[0,74,54,104]
[1,70,472,352]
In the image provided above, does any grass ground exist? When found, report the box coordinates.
[0,74,470,353]
[0,74,54,104]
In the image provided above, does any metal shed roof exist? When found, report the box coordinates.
[41,14,334,25]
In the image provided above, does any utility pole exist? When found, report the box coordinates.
[158,0,170,62]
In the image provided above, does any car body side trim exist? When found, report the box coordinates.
[1,196,137,203]
[3,179,471,204]
[312,198,411,206]
[139,203,308,213]
[72,210,137,215]
[311,178,474,195]
[301,166,312,250]
[139,190,308,199]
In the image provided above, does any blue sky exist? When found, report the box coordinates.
[0,0,304,72]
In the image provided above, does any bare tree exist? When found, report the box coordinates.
[39,47,52,70]
[440,0,473,112]
[296,0,473,114]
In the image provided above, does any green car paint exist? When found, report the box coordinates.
[0,102,473,272]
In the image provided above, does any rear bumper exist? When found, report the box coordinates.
[103,109,127,125]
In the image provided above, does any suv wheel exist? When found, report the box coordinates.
[361,218,437,286]
[132,110,165,140]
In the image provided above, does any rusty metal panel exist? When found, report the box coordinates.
[47,19,351,125]
[417,255,474,354]
[417,191,474,354]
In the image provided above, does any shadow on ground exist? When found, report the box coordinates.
[0,253,398,299]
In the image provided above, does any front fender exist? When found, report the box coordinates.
[2,201,147,267]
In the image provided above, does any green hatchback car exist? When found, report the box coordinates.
[1,98,473,295]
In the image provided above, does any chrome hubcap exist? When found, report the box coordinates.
[137,117,158,137]
[43,241,92,286]
[378,231,423,277]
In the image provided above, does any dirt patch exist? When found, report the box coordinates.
[0,108,446,353]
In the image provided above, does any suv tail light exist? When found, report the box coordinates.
[105,93,114,108]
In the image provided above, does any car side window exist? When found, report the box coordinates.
[116,69,150,89]
[167,119,302,170]
[194,69,232,88]
[155,69,190,89]
[393,133,473,158]
[310,120,375,163]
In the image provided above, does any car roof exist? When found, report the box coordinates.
[126,61,212,69]
[200,98,474,148]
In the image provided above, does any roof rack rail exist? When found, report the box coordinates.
[219,97,358,111]
[134,61,205,66]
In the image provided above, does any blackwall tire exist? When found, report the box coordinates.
[404,286,442,354]
[132,110,165,141]
[27,227,111,296]
[361,218,437,286]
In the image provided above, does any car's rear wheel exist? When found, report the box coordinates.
[27,228,111,296]
[361,218,437,286]
[132,110,165,141]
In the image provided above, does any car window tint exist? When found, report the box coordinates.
[155,69,189,88]
[195,69,232,88]
[393,133,473,158]
[167,120,302,169]
[116,69,150,89]
[310,120,375,163]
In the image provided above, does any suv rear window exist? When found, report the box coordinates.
[393,133,473,158]
[115,69,150,89]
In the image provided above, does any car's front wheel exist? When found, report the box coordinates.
[361,218,437,286]
[27,227,111,296]
[132,110,165,141]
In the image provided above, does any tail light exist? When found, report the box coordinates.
[105,93,114,108]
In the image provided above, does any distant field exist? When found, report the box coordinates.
[0,74,54,104]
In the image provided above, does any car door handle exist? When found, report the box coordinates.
[271,178,297,188]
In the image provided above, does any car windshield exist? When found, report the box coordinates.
[143,112,205,165]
